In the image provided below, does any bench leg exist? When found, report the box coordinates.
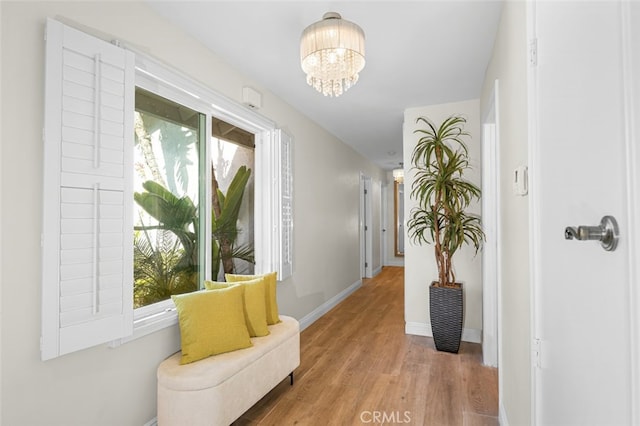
[289,372,294,386]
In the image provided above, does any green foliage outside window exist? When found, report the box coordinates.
[133,89,255,308]
[133,168,254,307]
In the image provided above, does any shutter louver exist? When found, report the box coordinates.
[42,19,134,360]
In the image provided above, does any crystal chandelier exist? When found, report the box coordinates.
[300,12,366,97]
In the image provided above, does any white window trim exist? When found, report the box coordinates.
[109,300,177,347]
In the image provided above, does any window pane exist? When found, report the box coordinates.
[211,118,255,280]
[133,89,202,308]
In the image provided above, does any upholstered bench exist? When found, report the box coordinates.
[157,315,300,426]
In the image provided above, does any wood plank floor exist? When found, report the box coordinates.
[234,266,498,426]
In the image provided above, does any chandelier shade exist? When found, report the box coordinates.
[300,12,366,97]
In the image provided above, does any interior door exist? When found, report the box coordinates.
[363,176,373,278]
[531,2,638,424]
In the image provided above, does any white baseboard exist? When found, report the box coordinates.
[373,266,383,276]
[384,260,405,267]
[405,321,482,344]
[143,418,157,426]
[298,279,362,331]
[499,402,509,426]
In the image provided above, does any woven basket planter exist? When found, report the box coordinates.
[429,282,464,353]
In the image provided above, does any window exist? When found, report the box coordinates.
[42,19,293,359]
[133,88,205,308]
[211,117,255,280]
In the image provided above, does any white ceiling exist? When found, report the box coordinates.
[147,1,503,170]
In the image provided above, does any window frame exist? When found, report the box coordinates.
[111,50,279,346]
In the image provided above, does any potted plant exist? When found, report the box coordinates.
[406,115,484,353]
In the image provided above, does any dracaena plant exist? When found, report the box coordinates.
[407,115,484,288]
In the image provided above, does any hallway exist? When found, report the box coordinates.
[235,266,498,425]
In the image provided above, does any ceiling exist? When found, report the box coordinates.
[147,1,503,170]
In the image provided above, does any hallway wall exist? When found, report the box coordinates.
[0,2,384,424]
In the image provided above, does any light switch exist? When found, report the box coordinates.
[513,165,528,196]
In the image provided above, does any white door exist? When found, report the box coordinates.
[382,182,388,266]
[531,2,639,425]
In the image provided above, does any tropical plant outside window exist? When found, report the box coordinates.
[210,117,255,281]
[133,89,204,308]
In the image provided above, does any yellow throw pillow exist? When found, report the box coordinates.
[171,286,251,365]
[204,279,269,337]
[204,281,232,290]
[226,272,281,325]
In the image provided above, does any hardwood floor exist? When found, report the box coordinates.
[234,266,498,426]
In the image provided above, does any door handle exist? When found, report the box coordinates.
[564,215,619,251]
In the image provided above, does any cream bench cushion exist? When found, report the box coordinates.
[157,315,300,426]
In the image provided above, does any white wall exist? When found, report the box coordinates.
[480,2,531,424]
[0,1,383,424]
[403,99,483,341]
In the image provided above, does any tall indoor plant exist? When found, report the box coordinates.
[407,115,484,353]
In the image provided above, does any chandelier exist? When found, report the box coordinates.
[300,12,366,97]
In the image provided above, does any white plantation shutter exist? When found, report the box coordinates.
[41,19,134,360]
[274,130,293,280]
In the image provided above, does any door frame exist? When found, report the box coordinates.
[360,173,373,278]
[622,1,640,421]
[481,79,501,371]
[527,3,541,423]
[382,179,388,266]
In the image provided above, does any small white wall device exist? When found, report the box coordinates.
[513,165,528,196]
[242,86,262,110]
